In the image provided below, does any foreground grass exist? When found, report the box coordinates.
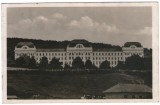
[7,70,152,99]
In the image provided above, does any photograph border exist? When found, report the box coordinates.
[1,2,159,103]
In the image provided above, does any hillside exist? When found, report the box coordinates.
[7,71,151,99]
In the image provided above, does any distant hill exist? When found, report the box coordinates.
[7,37,122,60]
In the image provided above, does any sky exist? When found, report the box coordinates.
[7,7,152,48]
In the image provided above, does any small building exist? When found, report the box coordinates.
[103,83,152,99]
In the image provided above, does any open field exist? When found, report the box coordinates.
[7,70,152,99]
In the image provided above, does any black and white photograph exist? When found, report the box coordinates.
[1,2,159,103]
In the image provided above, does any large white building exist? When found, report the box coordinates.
[14,39,144,68]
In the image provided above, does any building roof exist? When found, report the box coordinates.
[68,39,91,47]
[93,48,122,51]
[103,83,152,93]
[124,42,142,47]
[36,49,66,52]
[16,42,35,48]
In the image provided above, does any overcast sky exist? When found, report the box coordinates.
[7,7,152,48]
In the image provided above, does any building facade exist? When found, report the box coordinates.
[14,39,144,68]
[103,83,152,99]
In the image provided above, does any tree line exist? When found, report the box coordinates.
[12,54,152,70]
[7,38,122,61]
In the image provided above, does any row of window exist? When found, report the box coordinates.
[37,53,66,56]
[68,52,123,56]
[16,52,143,57]
[16,53,34,56]
[125,52,142,55]
[68,56,123,60]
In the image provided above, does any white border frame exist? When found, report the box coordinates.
[1,2,159,103]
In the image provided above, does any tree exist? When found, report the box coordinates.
[99,60,110,69]
[116,61,125,69]
[15,56,26,67]
[125,54,144,70]
[142,57,152,70]
[39,56,48,69]
[28,56,37,68]
[92,63,98,69]
[85,59,93,69]
[23,55,30,67]
[49,57,63,69]
[72,57,84,69]
[64,63,71,69]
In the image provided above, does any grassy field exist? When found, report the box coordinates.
[7,70,152,99]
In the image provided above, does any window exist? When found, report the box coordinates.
[62,53,63,56]
[99,53,101,56]
[77,44,83,48]
[93,57,94,60]
[139,96,143,99]
[23,47,27,49]
[93,53,94,56]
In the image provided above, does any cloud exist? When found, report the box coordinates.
[68,16,118,33]
[136,27,152,36]
[7,14,152,48]
[51,13,67,20]
[35,16,48,22]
